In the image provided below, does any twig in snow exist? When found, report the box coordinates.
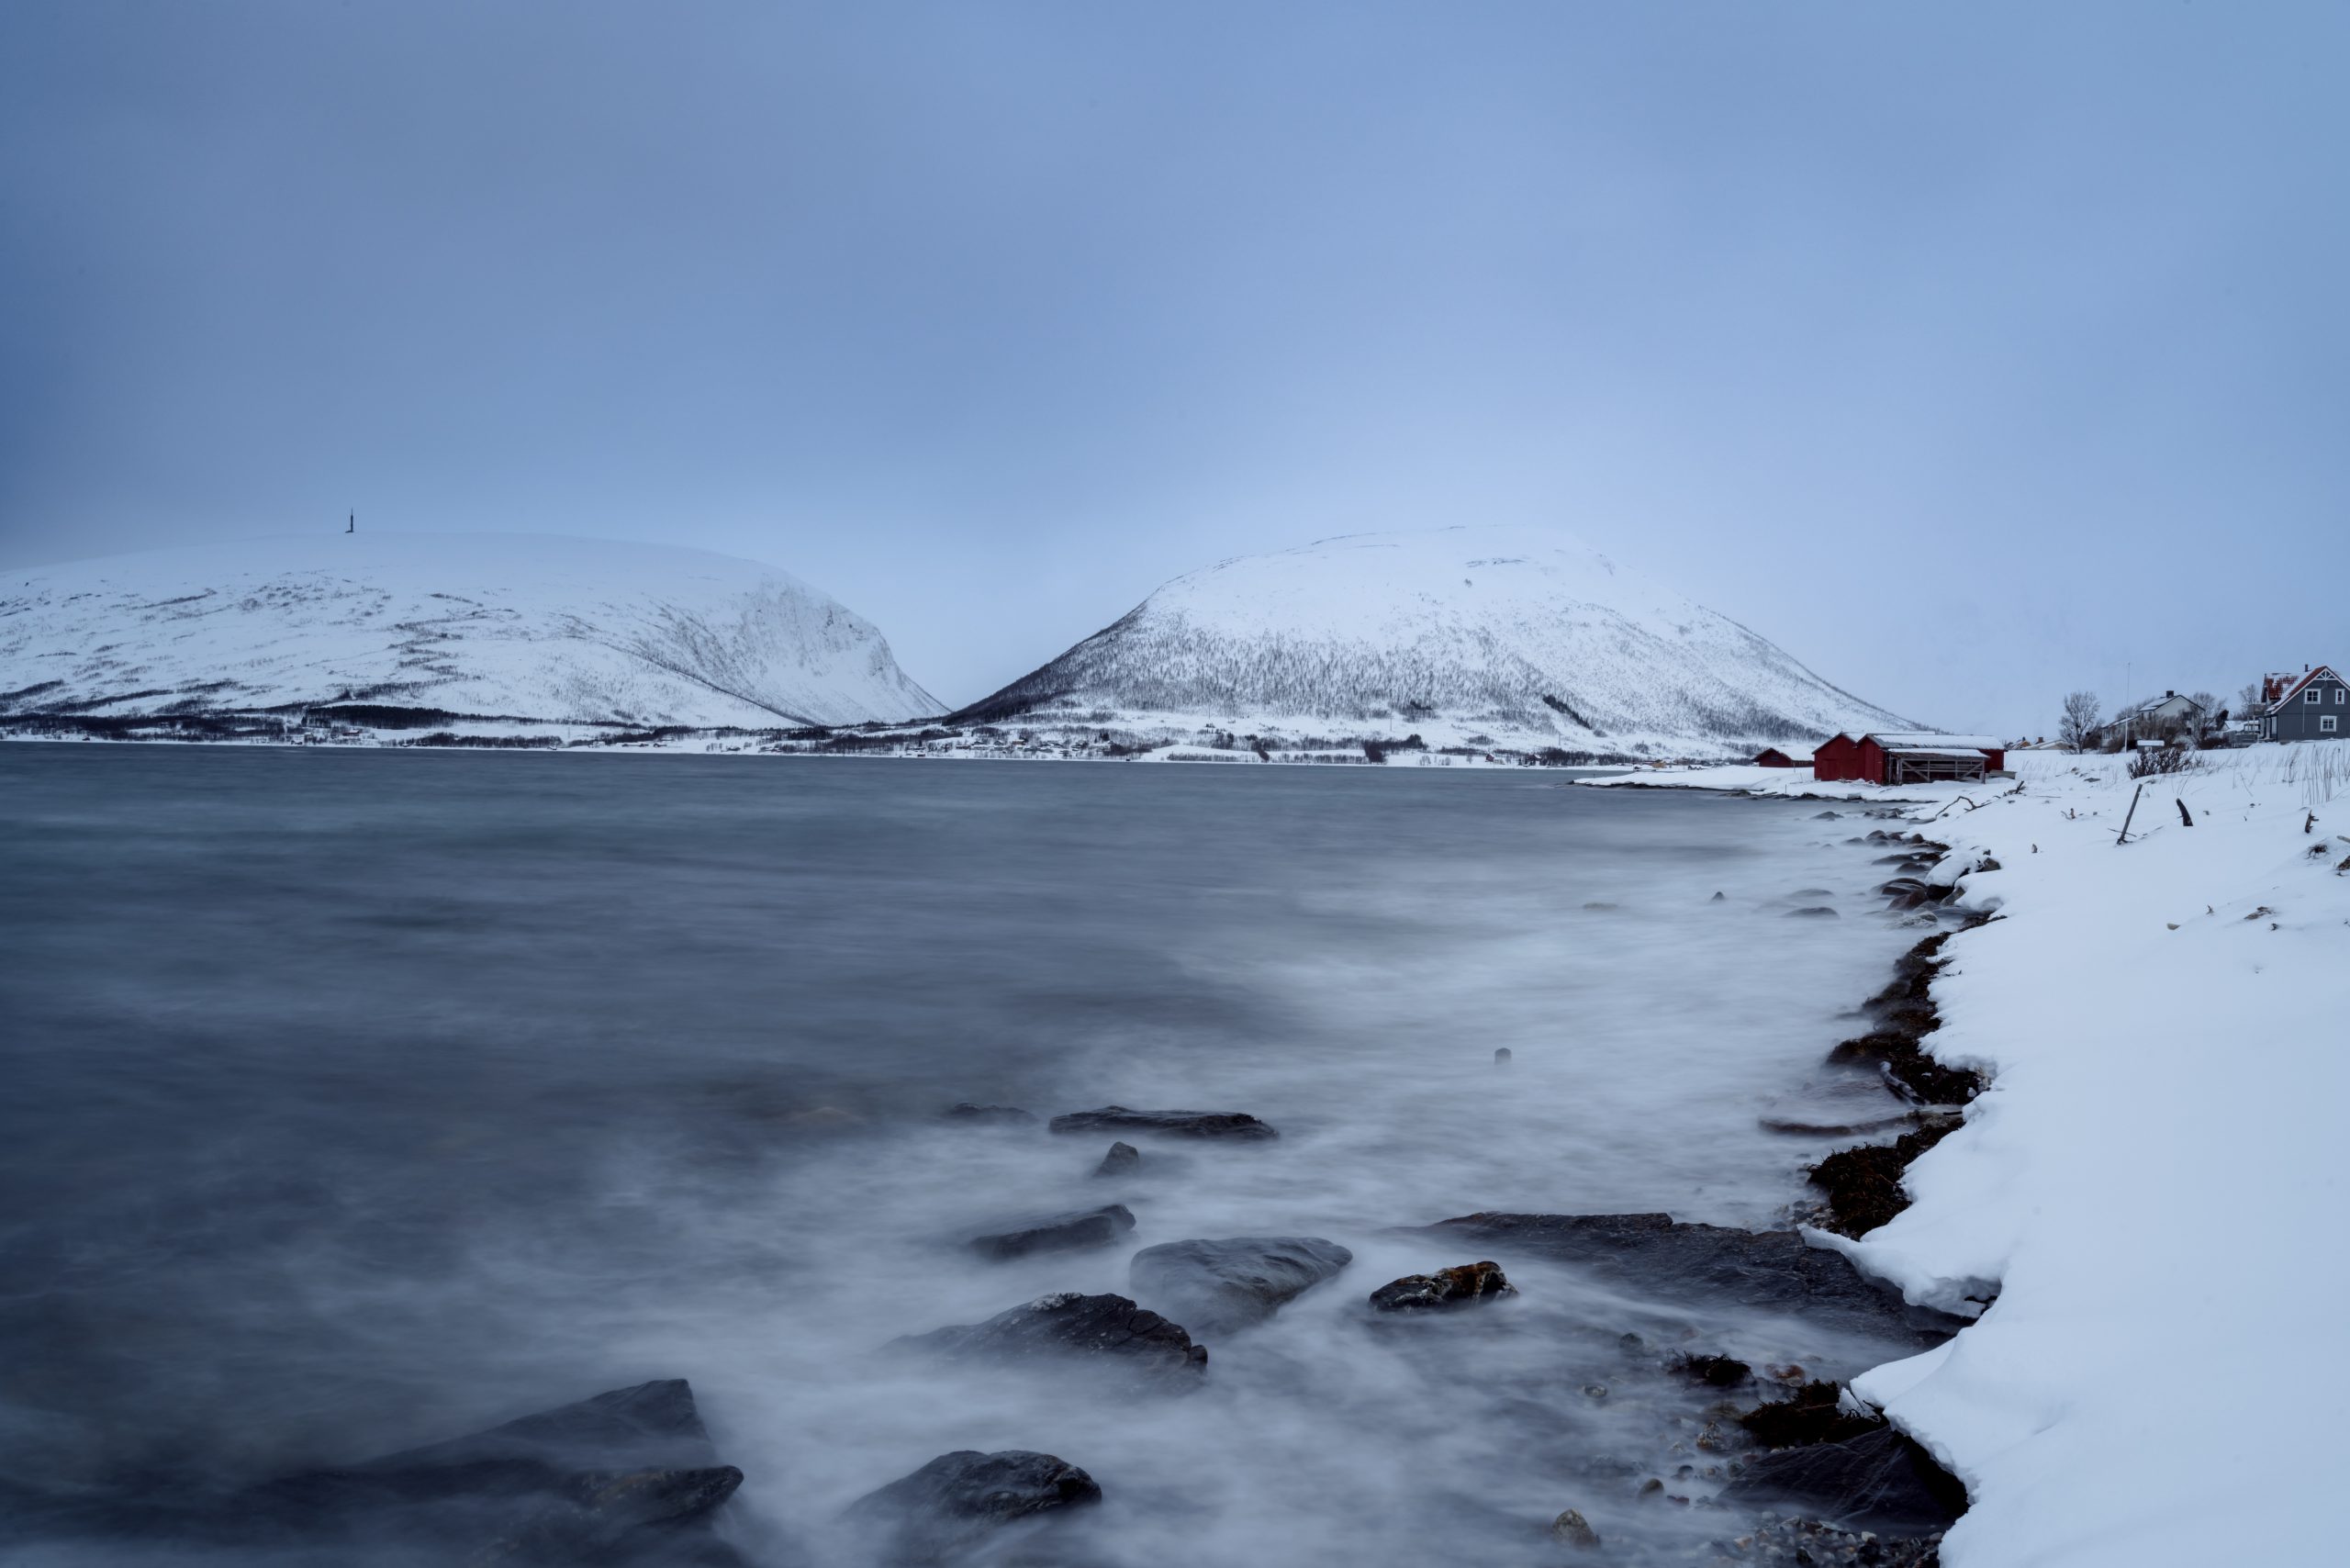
[2116,783,2144,845]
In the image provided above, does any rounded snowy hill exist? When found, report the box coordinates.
[958,526,1913,756]
[0,532,940,729]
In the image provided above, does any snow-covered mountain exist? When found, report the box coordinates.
[957,526,1914,756]
[0,533,939,729]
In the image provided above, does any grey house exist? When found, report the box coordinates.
[2265,665,2347,742]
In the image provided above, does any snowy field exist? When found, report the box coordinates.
[1594,743,2350,1565]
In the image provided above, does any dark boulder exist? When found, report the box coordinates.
[1785,905,1841,919]
[968,1204,1136,1261]
[1367,1260,1515,1312]
[1048,1106,1279,1140]
[1721,1425,1965,1533]
[1093,1140,1140,1177]
[941,1103,1037,1126]
[843,1449,1100,1563]
[1128,1237,1353,1336]
[1422,1214,1942,1340]
[889,1293,1207,1386]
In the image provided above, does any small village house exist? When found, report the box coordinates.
[2262,665,2347,743]
[1752,745,1813,768]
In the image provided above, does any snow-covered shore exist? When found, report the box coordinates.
[1596,744,2350,1564]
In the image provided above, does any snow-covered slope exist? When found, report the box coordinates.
[958,526,1914,756]
[0,533,940,728]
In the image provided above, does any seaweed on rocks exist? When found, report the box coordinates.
[1737,1380,1886,1449]
[1807,1120,1962,1238]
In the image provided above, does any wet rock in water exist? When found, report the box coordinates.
[1047,1105,1279,1141]
[1368,1260,1516,1312]
[1812,811,1841,820]
[1550,1507,1603,1550]
[1785,905,1841,919]
[215,1379,747,1565]
[968,1204,1136,1261]
[1093,1140,1140,1177]
[1709,890,1727,902]
[1582,901,1621,912]
[941,1103,1037,1126]
[1424,1214,1941,1339]
[1721,1425,1965,1533]
[1789,887,1836,899]
[1758,1079,1919,1137]
[1806,1117,1963,1237]
[889,1293,1208,1386]
[843,1449,1100,1563]
[1673,1352,1752,1388]
[1736,1380,1886,1449]
[1494,1047,1513,1065]
[1130,1237,1354,1336]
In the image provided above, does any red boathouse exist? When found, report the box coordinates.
[1753,746,1813,768]
[1812,732,2006,786]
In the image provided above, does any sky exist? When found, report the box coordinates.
[2,2,2344,731]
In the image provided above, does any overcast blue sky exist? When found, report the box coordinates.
[3,2,2344,728]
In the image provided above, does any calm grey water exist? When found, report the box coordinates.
[0,745,1924,1564]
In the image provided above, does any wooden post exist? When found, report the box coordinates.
[2117,782,2144,845]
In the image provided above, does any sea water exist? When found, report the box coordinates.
[0,745,1930,1564]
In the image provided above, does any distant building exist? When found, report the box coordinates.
[2119,690,2207,732]
[2262,665,2346,743]
[1752,746,1812,768]
[1813,732,2007,786]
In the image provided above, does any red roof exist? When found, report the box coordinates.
[2266,666,2343,712]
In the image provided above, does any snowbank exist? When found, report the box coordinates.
[1617,745,2350,1563]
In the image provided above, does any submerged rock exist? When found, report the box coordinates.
[1494,1047,1513,1065]
[1129,1237,1353,1336]
[1758,1079,1919,1137]
[968,1204,1136,1261]
[890,1293,1208,1385]
[69,1379,761,1565]
[1721,1425,1965,1533]
[1093,1140,1140,1177]
[1715,1518,1945,1566]
[1368,1260,1515,1312]
[1785,905,1841,919]
[1424,1214,1939,1339]
[1048,1106,1279,1140]
[843,1449,1100,1563]
[941,1103,1037,1126]
[1550,1507,1603,1550]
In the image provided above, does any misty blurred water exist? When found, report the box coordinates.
[0,745,1929,1564]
